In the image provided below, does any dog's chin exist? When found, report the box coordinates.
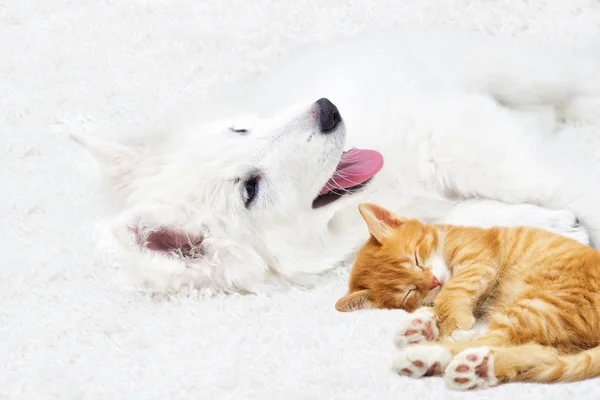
[311,179,373,209]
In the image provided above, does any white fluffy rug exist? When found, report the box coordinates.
[4,0,600,398]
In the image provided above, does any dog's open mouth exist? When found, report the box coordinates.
[312,148,384,208]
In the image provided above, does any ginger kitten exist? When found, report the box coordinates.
[336,202,600,390]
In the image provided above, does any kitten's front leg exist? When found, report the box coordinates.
[435,300,476,339]
[434,262,498,338]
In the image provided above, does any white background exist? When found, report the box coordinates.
[2,0,600,398]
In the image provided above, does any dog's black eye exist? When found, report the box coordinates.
[230,127,248,134]
[243,177,259,207]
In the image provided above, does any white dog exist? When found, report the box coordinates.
[73,29,600,294]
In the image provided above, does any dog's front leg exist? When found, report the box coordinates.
[428,108,600,247]
[441,199,589,246]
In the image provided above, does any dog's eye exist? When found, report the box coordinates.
[243,177,259,207]
[229,127,248,134]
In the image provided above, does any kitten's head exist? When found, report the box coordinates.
[335,203,449,312]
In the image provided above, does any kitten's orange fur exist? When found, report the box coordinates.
[336,202,600,390]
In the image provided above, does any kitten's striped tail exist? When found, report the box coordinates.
[500,344,600,384]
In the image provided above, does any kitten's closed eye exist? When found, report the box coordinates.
[414,251,423,269]
[402,286,417,304]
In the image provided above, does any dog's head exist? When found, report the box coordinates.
[74,98,383,293]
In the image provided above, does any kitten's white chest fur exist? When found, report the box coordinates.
[430,253,451,285]
[430,235,451,285]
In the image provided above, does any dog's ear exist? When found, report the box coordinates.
[109,206,208,292]
[335,289,372,312]
[110,205,270,293]
[129,224,204,260]
[357,203,406,243]
[70,133,141,193]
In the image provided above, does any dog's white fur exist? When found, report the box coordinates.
[74,29,600,294]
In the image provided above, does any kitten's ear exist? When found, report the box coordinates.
[358,203,406,243]
[335,290,372,312]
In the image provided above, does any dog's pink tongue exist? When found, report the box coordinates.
[319,149,384,195]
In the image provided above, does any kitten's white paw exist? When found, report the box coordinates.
[444,347,498,391]
[448,321,489,342]
[393,344,452,378]
[447,329,478,342]
[394,307,438,348]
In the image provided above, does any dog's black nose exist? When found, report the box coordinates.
[316,98,342,133]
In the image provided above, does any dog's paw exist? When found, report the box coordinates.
[444,347,498,390]
[394,307,438,348]
[393,344,452,378]
[544,209,589,246]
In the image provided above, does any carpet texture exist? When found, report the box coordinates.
[3,0,600,398]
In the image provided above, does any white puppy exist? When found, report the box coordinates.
[73,29,600,293]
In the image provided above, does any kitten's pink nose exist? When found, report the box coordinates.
[429,276,441,290]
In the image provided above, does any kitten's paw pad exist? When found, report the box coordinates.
[393,345,451,378]
[444,347,498,390]
[394,308,438,348]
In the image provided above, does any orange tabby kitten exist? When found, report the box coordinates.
[336,202,600,390]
